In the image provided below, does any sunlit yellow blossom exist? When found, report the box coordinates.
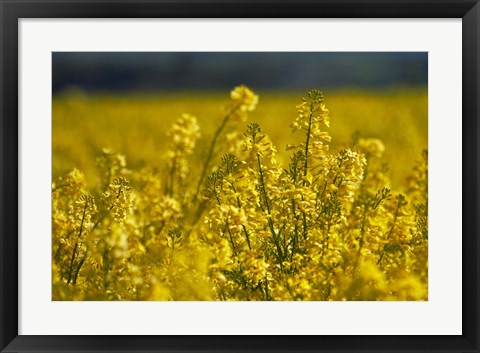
[230,85,259,112]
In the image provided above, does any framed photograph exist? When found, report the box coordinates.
[1,1,478,352]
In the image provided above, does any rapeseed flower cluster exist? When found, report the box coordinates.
[52,86,428,301]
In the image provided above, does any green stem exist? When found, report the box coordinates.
[300,106,314,241]
[67,202,88,285]
[230,183,252,250]
[377,196,403,265]
[73,255,86,285]
[303,107,314,182]
[256,154,284,265]
[225,221,237,256]
[193,104,239,204]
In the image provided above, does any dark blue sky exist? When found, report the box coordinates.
[52,52,427,93]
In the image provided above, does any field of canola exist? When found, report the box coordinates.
[52,87,428,300]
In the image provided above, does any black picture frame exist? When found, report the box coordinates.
[1,1,479,352]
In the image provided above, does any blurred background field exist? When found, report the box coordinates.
[52,52,427,190]
[53,89,427,190]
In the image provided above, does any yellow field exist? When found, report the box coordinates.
[52,87,428,301]
[53,88,427,189]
